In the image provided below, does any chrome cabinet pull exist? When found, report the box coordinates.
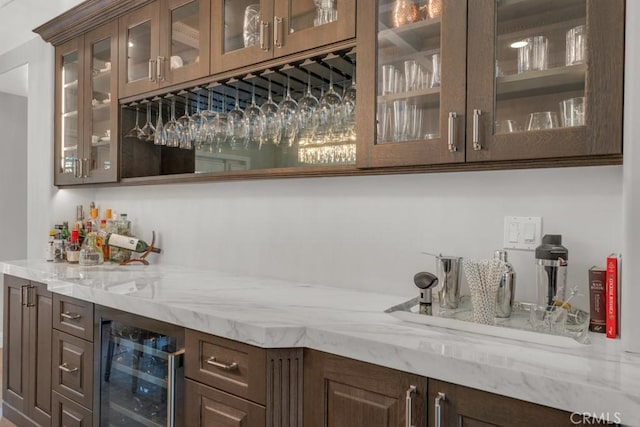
[148,59,157,82]
[167,349,185,427]
[447,112,458,152]
[73,158,80,178]
[58,363,78,373]
[28,286,36,308]
[472,108,482,151]
[82,158,90,178]
[20,285,28,306]
[61,312,81,320]
[260,21,269,51]
[405,385,417,427]
[157,56,166,81]
[206,356,239,371]
[435,392,446,427]
[274,16,283,48]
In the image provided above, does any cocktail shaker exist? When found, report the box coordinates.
[494,250,515,318]
[436,255,462,309]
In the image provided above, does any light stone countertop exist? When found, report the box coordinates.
[2,260,639,425]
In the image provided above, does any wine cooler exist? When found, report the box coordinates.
[97,306,185,426]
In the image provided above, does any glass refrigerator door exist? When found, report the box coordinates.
[100,320,183,426]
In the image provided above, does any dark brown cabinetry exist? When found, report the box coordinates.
[3,275,53,427]
[428,378,611,427]
[303,349,427,427]
[54,20,119,185]
[51,392,93,427]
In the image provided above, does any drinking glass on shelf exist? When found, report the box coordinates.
[277,75,299,147]
[377,103,392,143]
[296,72,320,146]
[382,64,399,95]
[125,103,143,138]
[393,99,408,141]
[404,60,419,92]
[495,119,520,134]
[406,104,422,140]
[177,93,195,149]
[139,100,155,141]
[559,97,585,127]
[566,25,586,66]
[430,53,441,88]
[164,97,181,148]
[153,98,167,145]
[526,111,559,131]
[244,83,265,150]
[228,88,247,150]
[261,79,280,145]
[517,36,548,73]
[243,4,261,48]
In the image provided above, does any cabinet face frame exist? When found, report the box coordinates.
[356,0,468,168]
[465,0,624,162]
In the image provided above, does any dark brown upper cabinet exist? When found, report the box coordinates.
[54,21,119,185]
[210,0,356,74]
[357,0,624,169]
[119,0,211,98]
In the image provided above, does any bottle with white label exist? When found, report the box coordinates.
[106,234,161,254]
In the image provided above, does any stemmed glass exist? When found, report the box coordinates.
[190,92,204,149]
[296,72,320,146]
[153,98,167,145]
[177,93,195,149]
[277,75,299,147]
[164,96,181,148]
[244,82,265,150]
[139,100,155,141]
[125,103,143,138]
[211,91,228,150]
[228,87,247,150]
[200,88,217,150]
[261,78,280,145]
[341,77,357,142]
[314,69,342,144]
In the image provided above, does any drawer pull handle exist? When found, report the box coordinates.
[58,363,79,373]
[61,312,81,320]
[435,392,446,427]
[206,356,239,371]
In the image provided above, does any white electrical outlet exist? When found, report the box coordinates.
[503,216,542,250]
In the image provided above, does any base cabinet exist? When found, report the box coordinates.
[51,392,93,427]
[3,275,52,427]
[303,349,428,427]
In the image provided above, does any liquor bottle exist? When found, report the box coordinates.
[66,229,81,264]
[109,213,133,263]
[46,230,55,262]
[53,225,65,262]
[79,221,104,266]
[98,219,109,260]
[106,233,162,254]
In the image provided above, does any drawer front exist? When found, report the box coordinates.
[185,379,265,427]
[185,330,266,405]
[53,294,94,341]
[52,391,92,427]
[52,330,94,409]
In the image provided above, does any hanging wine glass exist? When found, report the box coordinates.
[154,98,167,146]
[211,91,229,150]
[200,88,217,150]
[164,96,181,148]
[320,68,343,144]
[277,74,299,147]
[341,76,357,142]
[190,91,204,149]
[228,87,247,150]
[261,78,280,145]
[296,71,320,146]
[139,99,155,141]
[178,92,195,149]
[244,82,265,150]
[125,102,143,138]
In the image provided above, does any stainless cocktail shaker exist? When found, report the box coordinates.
[437,255,462,309]
[494,250,515,318]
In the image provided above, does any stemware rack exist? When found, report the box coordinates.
[120,47,357,178]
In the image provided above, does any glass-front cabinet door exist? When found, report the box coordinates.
[119,2,160,98]
[466,0,623,162]
[55,39,84,185]
[210,0,274,73]
[84,22,118,183]
[272,0,356,57]
[160,0,210,84]
[357,0,467,168]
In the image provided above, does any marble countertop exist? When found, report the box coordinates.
[2,260,639,425]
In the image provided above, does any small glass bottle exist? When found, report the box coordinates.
[79,221,104,266]
[46,229,56,262]
[66,229,81,264]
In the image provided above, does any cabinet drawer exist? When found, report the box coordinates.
[52,391,92,427]
[53,294,94,341]
[52,330,94,409]
[185,379,265,427]
[185,330,266,405]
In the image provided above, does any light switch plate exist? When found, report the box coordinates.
[503,216,542,250]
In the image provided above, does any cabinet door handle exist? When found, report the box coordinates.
[20,285,29,306]
[28,285,36,308]
[157,56,166,81]
[472,108,482,151]
[274,16,283,48]
[435,392,446,427]
[260,20,269,51]
[73,158,80,178]
[61,312,81,320]
[206,356,239,371]
[167,349,185,427]
[405,385,417,427]
[83,158,90,178]
[447,112,458,152]
[58,363,79,373]
[148,59,157,82]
